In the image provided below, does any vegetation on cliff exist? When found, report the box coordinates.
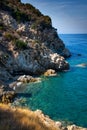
[0,103,86,130]
[0,0,52,28]
[0,103,58,130]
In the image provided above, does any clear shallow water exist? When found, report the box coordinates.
[19,34,87,127]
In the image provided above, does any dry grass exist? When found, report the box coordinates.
[0,104,58,130]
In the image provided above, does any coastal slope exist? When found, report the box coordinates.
[0,103,86,130]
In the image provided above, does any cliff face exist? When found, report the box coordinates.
[0,0,70,82]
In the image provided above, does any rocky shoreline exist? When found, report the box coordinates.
[0,75,41,103]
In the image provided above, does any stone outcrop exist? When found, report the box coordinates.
[15,47,69,75]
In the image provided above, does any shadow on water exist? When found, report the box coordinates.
[16,93,32,98]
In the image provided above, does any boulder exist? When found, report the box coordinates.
[17,75,40,83]
[1,91,15,104]
[49,53,70,71]
[44,69,57,76]
[55,121,62,128]
[0,81,16,104]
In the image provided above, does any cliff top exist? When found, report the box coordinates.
[0,0,52,29]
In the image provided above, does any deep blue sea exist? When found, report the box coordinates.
[18,34,87,127]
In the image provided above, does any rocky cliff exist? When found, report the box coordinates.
[0,0,70,83]
[0,0,71,103]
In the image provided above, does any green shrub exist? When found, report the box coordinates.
[4,32,14,40]
[35,40,40,43]
[0,23,4,30]
[44,15,52,25]
[31,23,37,29]
[0,26,4,30]
[15,40,27,49]
[25,3,42,17]
[12,9,29,22]
[38,15,52,29]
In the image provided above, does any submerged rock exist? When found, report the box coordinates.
[77,54,82,56]
[75,63,87,68]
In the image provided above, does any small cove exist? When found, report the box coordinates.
[16,34,87,127]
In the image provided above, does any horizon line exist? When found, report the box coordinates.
[58,33,87,35]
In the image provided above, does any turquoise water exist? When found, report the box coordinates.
[20,34,87,127]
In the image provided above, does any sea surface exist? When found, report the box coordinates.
[18,34,87,127]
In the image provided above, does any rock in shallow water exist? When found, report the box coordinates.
[44,69,57,76]
[17,75,40,83]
